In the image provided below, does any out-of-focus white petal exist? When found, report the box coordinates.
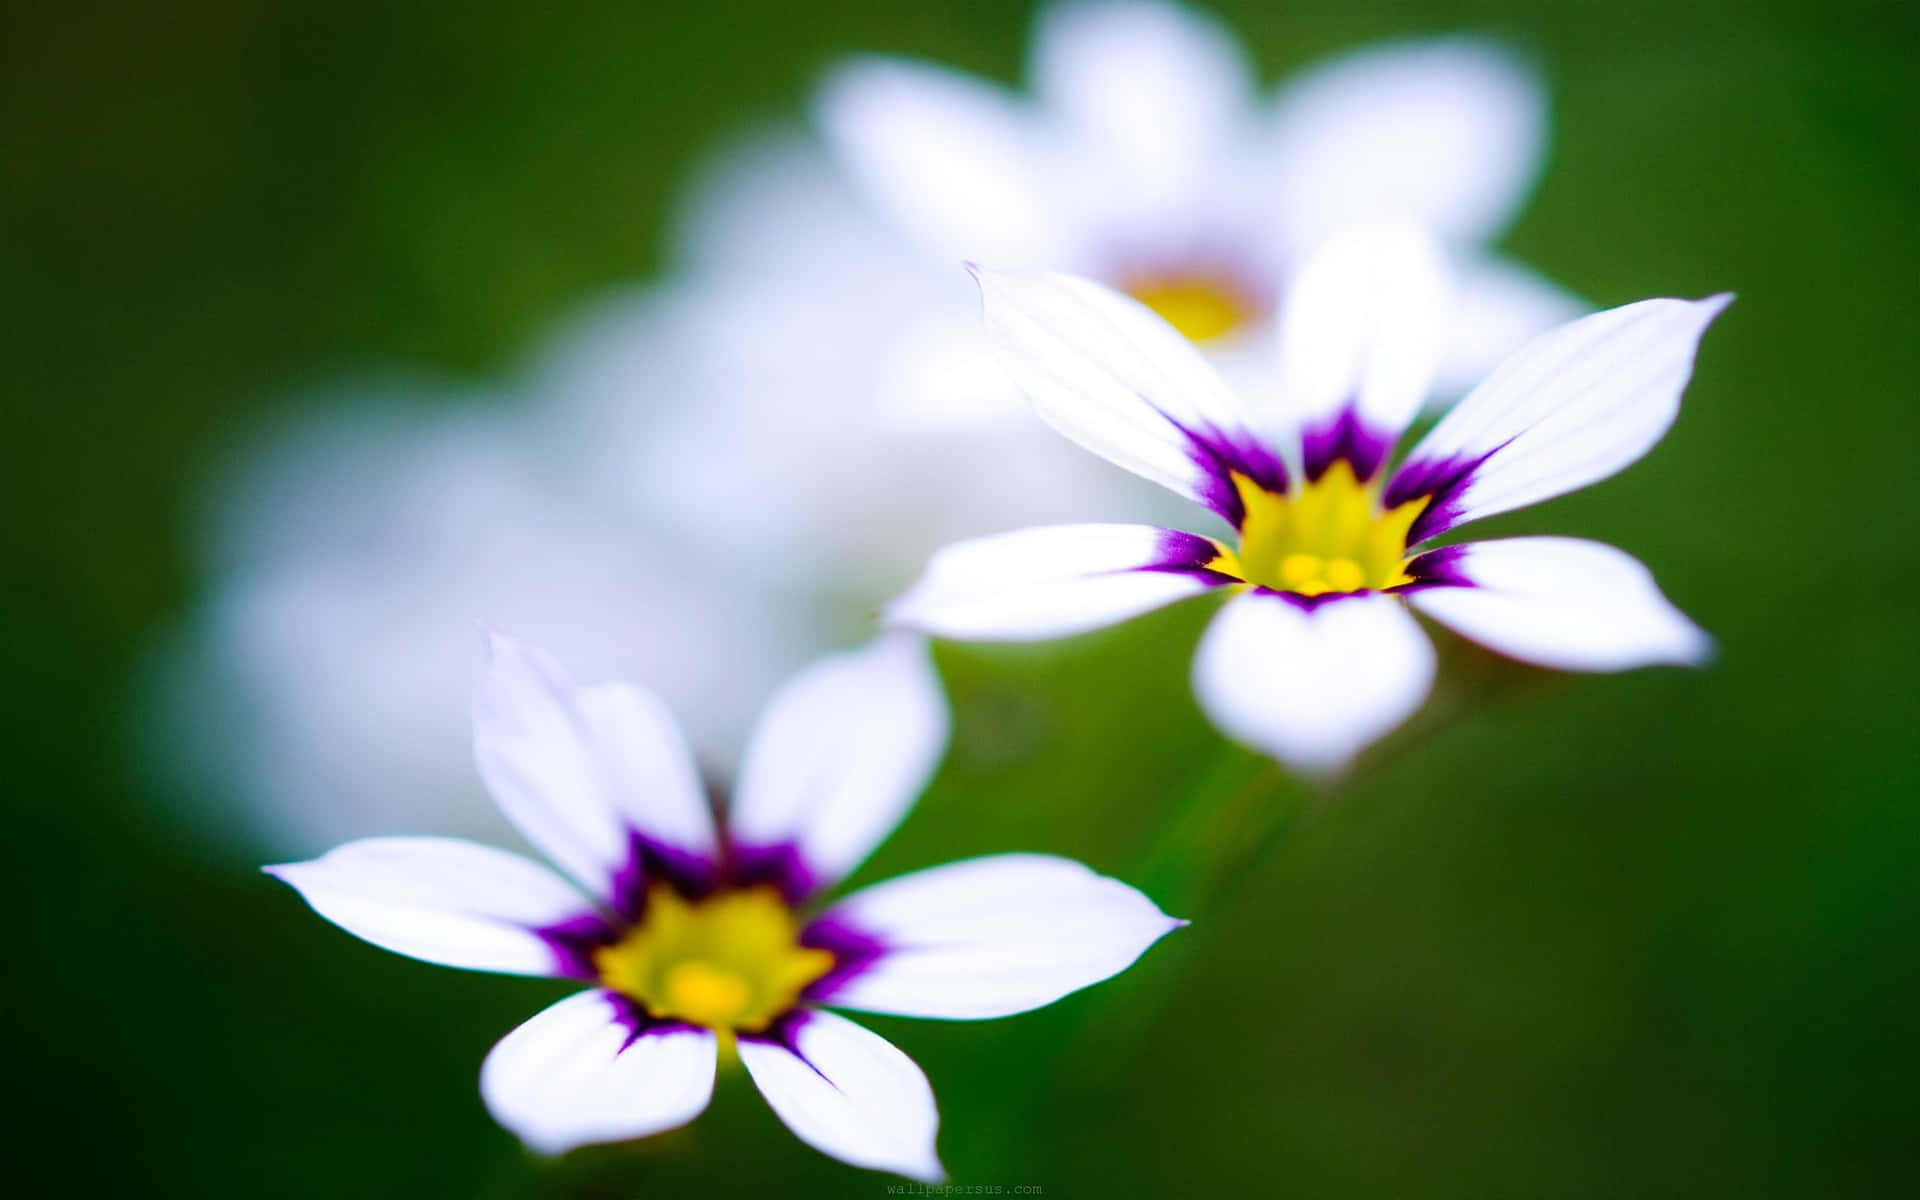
[1386,294,1733,544]
[729,637,950,901]
[547,271,1149,601]
[264,837,600,977]
[145,398,805,858]
[886,523,1226,641]
[879,306,1043,430]
[665,128,912,279]
[1031,0,1254,212]
[1264,38,1546,252]
[739,1011,944,1183]
[1432,255,1589,399]
[1410,538,1711,671]
[1273,222,1450,478]
[480,991,717,1157]
[816,57,1069,267]
[1193,591,1435,773]
[975,268,1283,512]
[813,853,1183,1020]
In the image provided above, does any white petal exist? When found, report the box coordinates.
[1030,0,1253,209]
[1386,295,1733,544]
[728,637,950,899]
[815,853,1183,1020]
[1265,38,1546,251]
[1432,255,1588,399]
[147,397,808,859]
[472,634,714,907]
[665,128,893,279]
[975,267,1283,512]
[815,56,1068,267]
[481,990,717,1156]
[886,523,1226,642]
[264,837,600,977]
[1410,538,1711,671]
[1193,591,1435,774]
[1273,222,1450,474]
[576,681,718,866]
[739,1010,943,1182]
[472,635,633,898]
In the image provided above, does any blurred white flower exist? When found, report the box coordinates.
[544,156,1138,601]
[143,1,1586,855]
[147,386,817,856]
[817,1,1582,398]
[557,1,1582,601]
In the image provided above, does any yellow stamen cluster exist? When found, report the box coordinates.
[1208,461,1426,596]
[1125,274,1256,343]
[594,884,834,1034]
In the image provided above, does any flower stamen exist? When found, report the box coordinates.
[594,884,834,1033]
[662,962,752,1027]
[1122,271,1261,343]
[1208,461,1428,597]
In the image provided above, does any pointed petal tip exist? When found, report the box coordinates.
[877,591,924,632]
[514,1125,610,1159]
[1676,624,1717,668]
[966,262,1010,300]
[479,628,552,668]
[260,858,328,885]
[905,1153,949,1185]
[517,1133,565,1159]
[873,627,932,656]
[1289,754,1351,778]
[480,626,516,659]
[965,262,994,309]
[1139,889,1189,934]
[967,263,1028,292]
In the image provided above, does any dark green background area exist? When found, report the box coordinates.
[5,0,1917,1196]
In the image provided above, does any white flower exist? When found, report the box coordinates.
[887,227,1725,773]
[539,269,1130,600]
[559,1,1581,597]
[266,634,1182,1180]
[147,393,815,854]
[812,1,1578,400]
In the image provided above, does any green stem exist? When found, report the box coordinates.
[1019,635,1558,1163]
[1188,767,1324,919]
[1131,745,1290,918]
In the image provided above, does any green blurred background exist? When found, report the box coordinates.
[6,0,1918,1196]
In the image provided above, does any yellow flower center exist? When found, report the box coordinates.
[1125,273,1257,343]
[593,884,834,1033]
[1209,460,1428,596]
